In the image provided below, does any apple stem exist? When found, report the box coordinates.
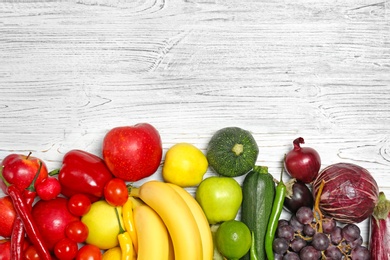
[26,151,32,160]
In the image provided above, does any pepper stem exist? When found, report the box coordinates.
[114,207,125,234]
[26,161,42,192]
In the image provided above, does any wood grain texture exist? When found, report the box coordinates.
[1,0,390,246]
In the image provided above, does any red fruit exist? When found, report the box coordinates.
[31,197,79,251]
[0,239,11,260]
[102,123,163,181]
[0,153,48,192]
[36,177,61,200]
[0,196,16,238]
[76,244,102,260]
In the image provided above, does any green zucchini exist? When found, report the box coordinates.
[241,165,275,260]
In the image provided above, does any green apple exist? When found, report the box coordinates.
[195,176,242,224]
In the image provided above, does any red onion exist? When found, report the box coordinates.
[313,162,379,224]
[284,137,321,183]
[369,192,390,260]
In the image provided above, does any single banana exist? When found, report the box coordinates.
[130,180,203,260]
[167,183,213,260]
[133,202,170,260]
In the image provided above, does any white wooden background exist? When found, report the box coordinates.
[1,0,390,247]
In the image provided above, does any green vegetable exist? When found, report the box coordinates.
[265,168,287,260]
[241,165,275,260]
[206,127,259,177]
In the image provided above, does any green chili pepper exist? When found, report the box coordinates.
[264,168,287,260]
[250,231,259,260]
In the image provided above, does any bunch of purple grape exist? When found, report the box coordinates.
[273,206,370,260]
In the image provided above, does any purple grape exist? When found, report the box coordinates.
[311,232,330,251]
[299,245,321,260]
[278,219,289,228]
[296,207,314,225]
[290,237,307,252]
[277,225,295,241]
[273,237,289,255]
[303,223,316,237]
[324,245,343,260]
[289,215,304,232]
[283,252,300,260]
[342,224,360,242]
[330,226,342,245]
[274,253,283,260]
[350,245,370,260]
[349,235,363,249]
[322,217,336,234]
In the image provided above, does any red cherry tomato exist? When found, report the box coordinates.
[24,245,40,260]
[36,177,62,200]
[68,194,92,216]
[76,244,102,260]
[65,220,89,243]
[103,178,128,206]
[53,237,78,260]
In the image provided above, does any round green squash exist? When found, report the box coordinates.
[206,127,259,177]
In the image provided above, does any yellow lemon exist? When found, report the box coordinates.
[81,200,124,250]
[162,142,208,187]
[102,247,122,260]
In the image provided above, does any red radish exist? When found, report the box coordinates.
[313,162,379,224]
[369,192,390,260]
[284,137,321,183]
[31,197,79,251]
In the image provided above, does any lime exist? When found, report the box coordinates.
[162,142,208,187]
[215,220,251,260]
[102,247,121,260]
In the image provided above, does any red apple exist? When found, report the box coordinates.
[0,196,16,238]
[31,197,79,252]
[0,153,48,193]
[102,123,163,181]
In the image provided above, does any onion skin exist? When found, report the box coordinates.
[284,137,321,184]
[313,162,379,224]
[370,192,390,260]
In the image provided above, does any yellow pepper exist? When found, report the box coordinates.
[123,197,138,253]
[118,231,134,260]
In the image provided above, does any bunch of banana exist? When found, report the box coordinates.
[128,180,214,260]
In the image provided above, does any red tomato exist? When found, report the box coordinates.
[68,194,92,216]
[53,237,78,260]
[76,244,102,260]
[65,220,89,243]
[36,177,61,200]
[103,178,128,206]
[24,245,39,260]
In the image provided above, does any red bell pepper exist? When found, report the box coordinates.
[58,150,113,202]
